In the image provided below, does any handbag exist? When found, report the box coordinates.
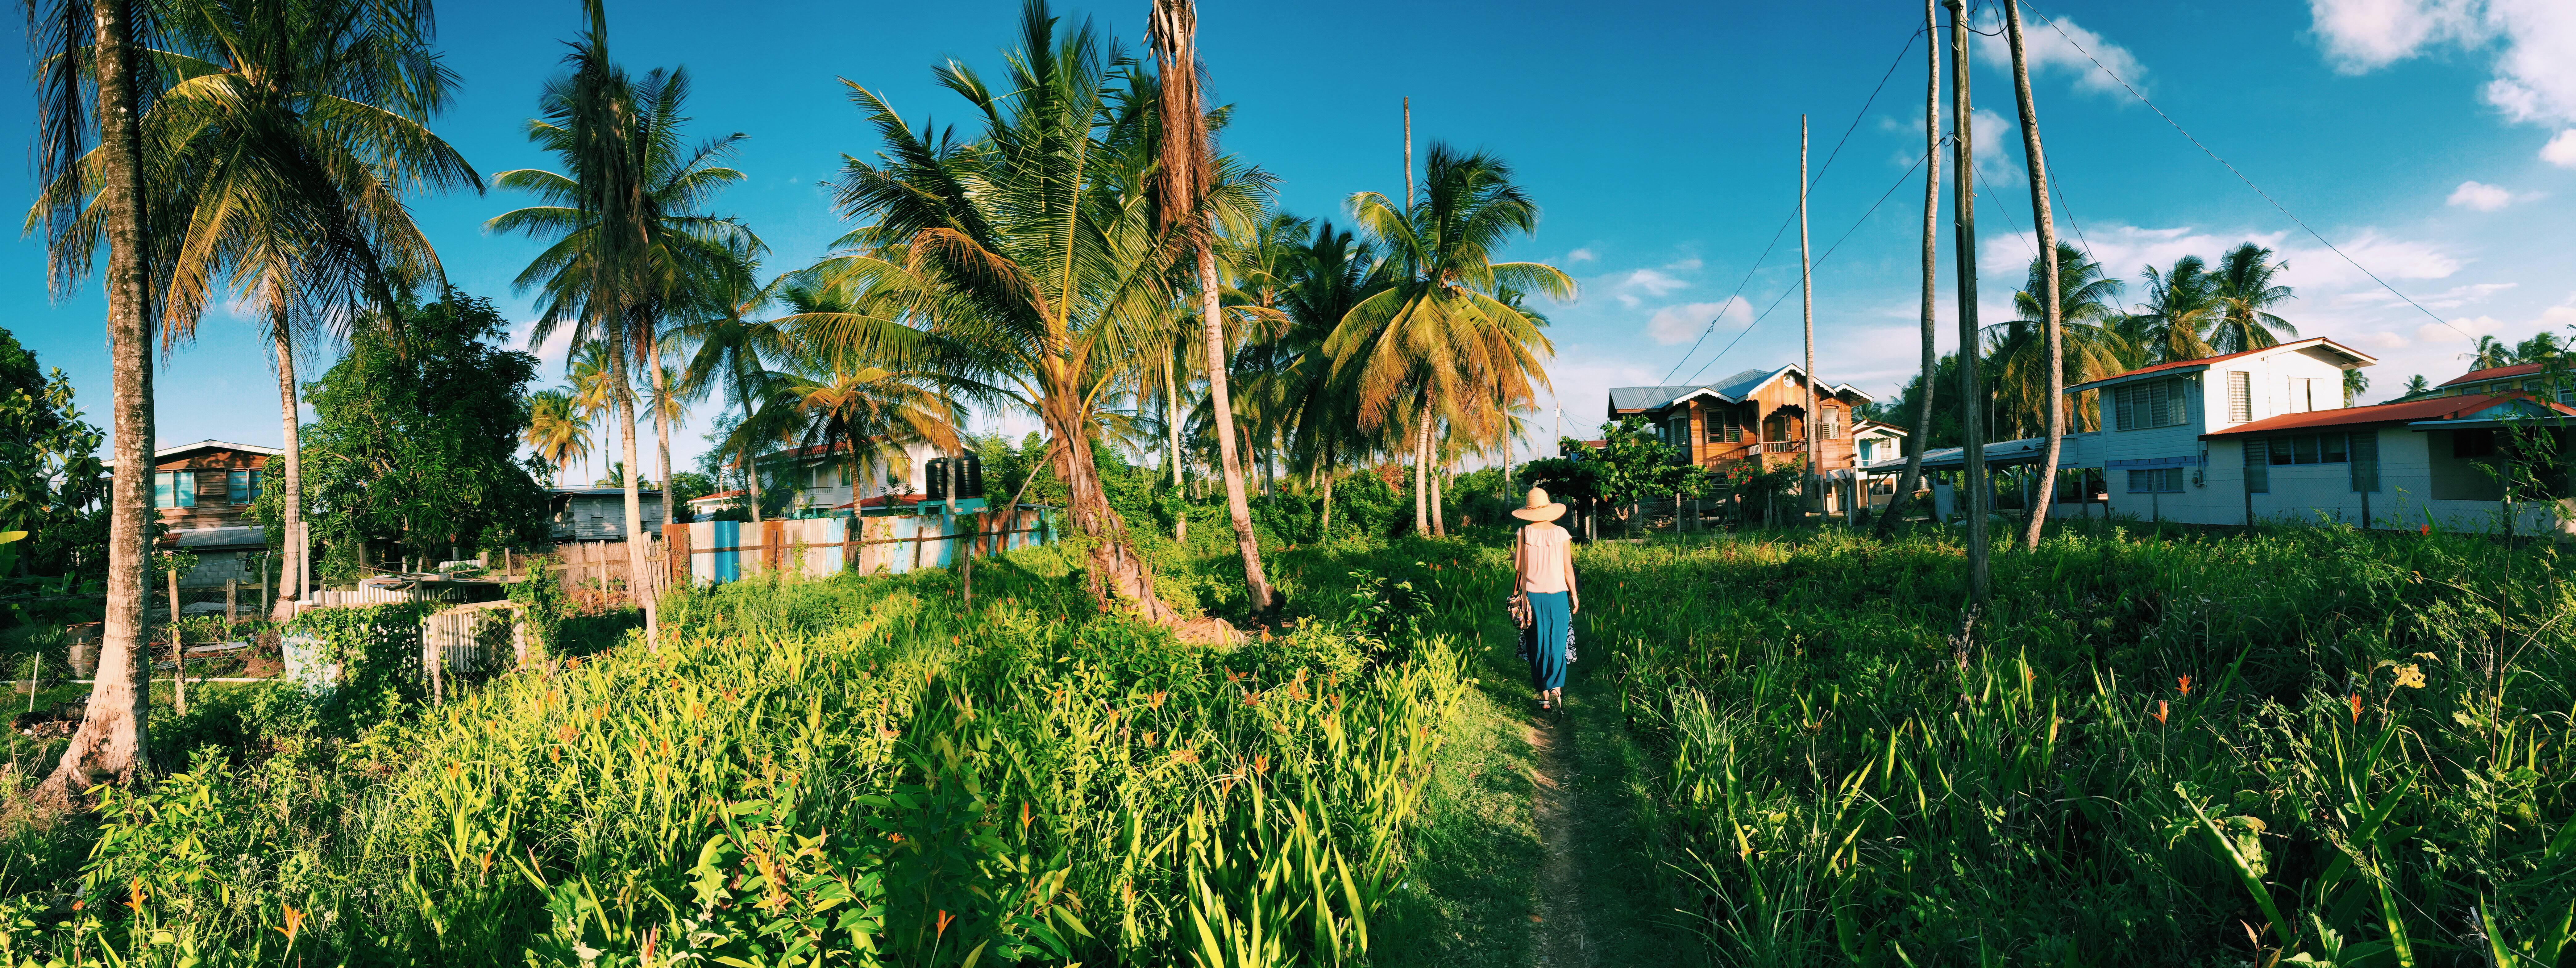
[1512,598,1576,665]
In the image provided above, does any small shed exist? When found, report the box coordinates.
[550,486,666,540]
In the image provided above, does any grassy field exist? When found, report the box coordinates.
[1582,521,2576,966]
[0,518,2566,966]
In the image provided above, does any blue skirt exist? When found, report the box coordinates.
[1524,591,1570,691]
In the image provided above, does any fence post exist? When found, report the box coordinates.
[665,523,691,587]
[762,520,785,574]
[225,579,237,625]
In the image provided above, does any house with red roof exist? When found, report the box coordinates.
[2063,336,2576,534]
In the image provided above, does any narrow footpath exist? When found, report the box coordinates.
[1382,602,1693,967]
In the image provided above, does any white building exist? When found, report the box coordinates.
[2065,337,2576,535]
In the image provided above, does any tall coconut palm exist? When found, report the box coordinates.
[135,0,477,620]
[825,0,1242,635]
[1149,0,1275,614]
[2209,242,2297,355]
[1328,145,1569,536]
[2465,335,2514,371]
[523,388,592,481]
[489,0,755,639]
[2127,255,2221,364]
[1986,241,2129,439]
[1269,220,1389,537]
[25,0,162,795]
[671,256,791,522]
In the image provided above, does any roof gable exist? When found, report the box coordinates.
[2067,337,2375,394]
[2437,361,2545,388]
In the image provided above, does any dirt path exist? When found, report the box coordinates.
[1526,712,1593,968]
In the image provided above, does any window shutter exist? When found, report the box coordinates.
[2227,372,2251,422]
[177,471,196,508]
[2113,385,2136,431]
[2167,379,2190,427]
[154,472,171,509]
[2243,440,2269,493]
[2349,431,2379,493]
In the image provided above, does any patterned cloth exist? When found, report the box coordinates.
[1522,590,1572,690]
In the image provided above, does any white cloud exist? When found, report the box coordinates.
[1973,13,2149,98]
[2418,313,2507,343]
[1607,264,1697,309]
[2311,0,2576,125]
[2543,129,2576,166]
[2445,180,2516,210]
[1567,248,1596,263]
[2356,330,2412,348]
[1644,297,1750,346]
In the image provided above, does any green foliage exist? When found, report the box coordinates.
[1585,524,2576,964]
[273,290,551,571]
[0,337,109,608]
[0,541,1481,966]
[662,471,716,522]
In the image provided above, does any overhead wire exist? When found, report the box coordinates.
[1680,145,1937,386]
[2020,1,2474,342]
[1655,25,1926,386]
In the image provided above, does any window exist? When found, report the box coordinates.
[153,471,196,509]
[2289,377,2319,413]
[2226,372,2251,423]
[2243,440,2269,493]
[2265,433,2352,466]
[1706,413,1744,444]
[2112,378,2190,431]
[226,470,260,505]
[2126,467,2183,493]
[2349,430,2379,493]
[1820,408,1841,440]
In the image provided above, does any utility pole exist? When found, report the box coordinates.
[2005,0,2064,551]
[1874,0,1943,541]
[1800,115,1820,525]
[1944,0,1990,603]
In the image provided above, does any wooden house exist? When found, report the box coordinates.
[103,440,280,587]
[1607,365,1876,483]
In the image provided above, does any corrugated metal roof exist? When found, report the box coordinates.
[1606,385,1697,412]
[1607,365,1871,418]
[2197,392,2570,437]
[2436,361,2545,388]
[1709,367,1781,400]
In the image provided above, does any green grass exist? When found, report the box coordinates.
[1584,519,2576,966]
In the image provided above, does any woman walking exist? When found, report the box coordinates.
[1510,487,1580,712]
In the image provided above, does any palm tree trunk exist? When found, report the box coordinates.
[1946,0,1990,604]
[46,0,156,798]
[1044,396,1203,630]
[612,340,657,649]
[1875,0,1942,541]
[1165,351,1183,488]
[740,384,764,524]
[1200,246,1276,613]
[1431,455,1446,536]
[1319,470,1334,540]
[2005,0,2062,552]
[271,310,304,608]
[1411,408,1431,536]
[650,360,673,491]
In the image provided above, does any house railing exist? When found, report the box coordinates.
[1763,440,1802,453]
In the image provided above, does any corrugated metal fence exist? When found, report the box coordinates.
[665,506,1054,586]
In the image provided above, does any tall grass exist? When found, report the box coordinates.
[1587,522,2576,965]
[0,543,1477,966]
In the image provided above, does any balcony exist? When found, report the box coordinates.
[1763,440,1802,453]
[1700,440,1810,473]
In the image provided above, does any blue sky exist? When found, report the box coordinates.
[6,0,2573,478]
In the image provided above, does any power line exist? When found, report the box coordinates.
[1656,25,1926,386]
[2022,2,2472,342]
[1681,147,1936,386]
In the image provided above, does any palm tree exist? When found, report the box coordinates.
[823,0,1231,634]
[1986,241,2129,439]
[523,388,593,481]
[1149,0,1276,614]
[134,0,477,619]
[2126,256,2221,364]
[1328,145,1569,536]
[488,0,756,638]
[26,0,162,795]
[671,256,791,522]
[2465,335,2514,371]
[1250,219,1388,537]
[2342,367,2369,406]
[2208,242,2297,355]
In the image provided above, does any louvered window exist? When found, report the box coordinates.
[2243,440,2269,493]
[2113,379,2190,431]
[2349,431,2379,493]
[2226,372,2251,423]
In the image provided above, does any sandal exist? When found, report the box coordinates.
[1539,696,1552,711]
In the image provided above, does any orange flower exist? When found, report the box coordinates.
[937,909,956,941]
[277,905,305,945]
[2153,699,2169,725]
[2177,675,2192,697]
[2419,524,2431,536]
[2351,693,2364,724]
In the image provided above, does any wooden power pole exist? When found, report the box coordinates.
[1944,0,1990,603]
[1800,115,1820,523]
[1874,0,1943,540]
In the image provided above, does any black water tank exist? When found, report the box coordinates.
[924,455,985,500]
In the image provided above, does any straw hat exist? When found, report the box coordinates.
[1510,486,1567,522]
